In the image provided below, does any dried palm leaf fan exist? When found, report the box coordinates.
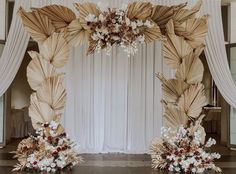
[40,33,69,68]
[151,3,186,30]
[31,5,76,32]
[178,83,207,118]
[65,19,89,46]
[126,2,152,20]
[163,20,193,69]
[141,23,164,43]
[17,7,55,44]
[175,53,204,84]
[36,75,66,112]
[156,73,189,103]
[27,51,58,91]
[173,0,202,23]
[163,104,189,129]
[74,2,101,32]
[175,15,208,49]
[29,93,56,129]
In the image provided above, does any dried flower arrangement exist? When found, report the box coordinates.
[83,6,157,56]
[150,125,221,173]
[12,121,83,172]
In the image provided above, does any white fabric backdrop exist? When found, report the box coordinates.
[63,43,169,153]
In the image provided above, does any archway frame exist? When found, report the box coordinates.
[12,0,220,173]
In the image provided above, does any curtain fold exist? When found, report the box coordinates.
[200,0,236,108]
[0,0,30,97]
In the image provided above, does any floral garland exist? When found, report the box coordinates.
[12,121,83,172]
[85,6,156,56]
[150,126,221,173]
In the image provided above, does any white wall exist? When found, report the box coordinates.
[0,1,6,40]
[231,2,236,43]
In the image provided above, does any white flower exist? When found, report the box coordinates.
[125,17,130,26]
[49,120,58,130]
[178,126,187,137]
[131,21,137,30]
[47,167,51,172]
[144,20,154,28]
[197,167,205,173]
[50,162,56,168]
[192,168,197,173]
[136,20,143,27]
[175,167,180,172]
[58,139,64,146]
[205,138,216,147]
[211,153,221,159]
[85,14,98,22]
[168,164,174,171]
[98,14,106,22]
[137,35,145,43]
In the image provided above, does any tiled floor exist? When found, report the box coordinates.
[1,139,236,173]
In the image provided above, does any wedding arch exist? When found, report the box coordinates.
[12,0,221,173]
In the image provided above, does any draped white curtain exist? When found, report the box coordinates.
[200,0,236,108]
[0,0,30,97]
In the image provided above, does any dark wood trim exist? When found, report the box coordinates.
[0,94,6,147]
[0,40,6,44]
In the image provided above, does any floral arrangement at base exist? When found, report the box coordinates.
[150,126,222,174]
[12,121,83,172]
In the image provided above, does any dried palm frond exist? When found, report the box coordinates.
[163,21,193,69]
[74,2,101,31]
[175,15,208,49]
[163,104,189,129]
[178,83,207,118]
[40,33,69,68]
[36,75,66,111]
[66,19,89,46]
[28,50,44,60]
[188,115,206,144]
[173,0,202,23]
[87,37,98,55]
[157,73,189,103]
[12,163,25,172]
[151,3,186,30]
[32,5,76,32]
[126,2,152,20]
[194,44,205,57]
[27,52,57,90]
[141,23,164,43]
[18,7,55,44]
[175,55,204,84]
[29,93,55,129]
